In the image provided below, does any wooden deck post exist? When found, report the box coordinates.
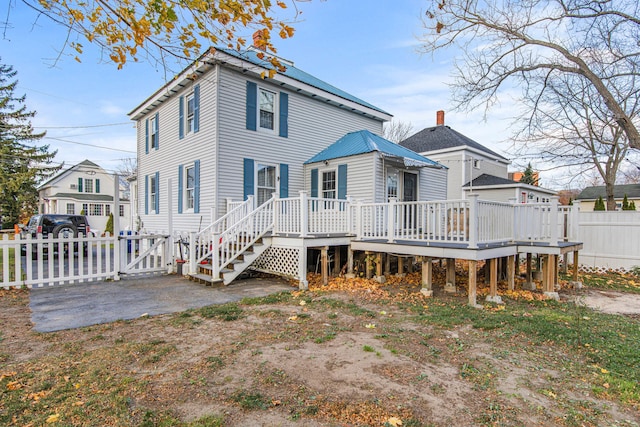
[397,256,405,277]
[444,258,457,293]
[321,246,329,286]
[421,257,433,297]
[468,260,479,307]
[486,258,503,304]
[333,247,341,275]
[507,255,515,291]
[374,252,385,283]
[345,247,355,278]
[384,253,391,276]
[543,254,559,300]
[570,250,582,289]
[365,251,372,279]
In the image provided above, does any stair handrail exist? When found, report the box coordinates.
[197,196,254,238]
[211,196,275,280]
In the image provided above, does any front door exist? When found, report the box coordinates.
[403,172,418,202]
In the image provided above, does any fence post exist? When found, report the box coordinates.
[299,190,309,237]
[387,198,397,243]
[212,232,221,281]
[468,194,479,249]
[166,178,174,273]
[570,200,580,241]
[113,173,121,281]
[549,196,559,245]
[189,231,196,274]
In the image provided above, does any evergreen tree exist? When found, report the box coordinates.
[622,194,632,210]
[594,196,606,211]
[519,163,538,186]
[630,201,637,211]
[105,212,114,235]
[0,60,59,229]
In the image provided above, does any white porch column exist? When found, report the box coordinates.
[355,200,363,240]
[387,197,397,243]
[298,247,309,290]
[299,190,309,238]
[570,200,581,242]
[467,194,479,249]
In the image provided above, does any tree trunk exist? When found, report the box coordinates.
[605,181,616,211]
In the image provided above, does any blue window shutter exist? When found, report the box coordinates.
[194,160,200,213]
[194,84,200,133]
[179,96,184,140]
[279,163,288,198]
[178,165,183,214]
[154,113,159,150]
[145,119,149,154]
[155,171,160,213]
[310,168,318,198]
[246,81,257,131]
[243,158,254,200]
[95,179,100,194]
[144,175,149,215]
[338,164,347,199]
[78,177,83,193]
[279,92,288,138]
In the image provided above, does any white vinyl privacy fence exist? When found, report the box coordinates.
[0,232,171,289]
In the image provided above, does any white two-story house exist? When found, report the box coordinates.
[37,159,131,233]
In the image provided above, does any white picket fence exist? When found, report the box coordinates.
[0,232,170,289]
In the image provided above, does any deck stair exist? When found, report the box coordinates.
[187,196,274,286]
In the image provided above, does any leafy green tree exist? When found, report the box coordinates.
[518,163,538,186]
[0,60,59,229]
[594,196,606,211]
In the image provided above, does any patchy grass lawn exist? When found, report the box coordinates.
[1,270,639,426]
[561,270,640,294]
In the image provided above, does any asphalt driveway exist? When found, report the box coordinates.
[29,274,293,333]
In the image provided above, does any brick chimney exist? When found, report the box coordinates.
[252,30,266,50]
[436,110,445,126]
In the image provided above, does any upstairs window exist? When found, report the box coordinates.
[150,116,159,149]
[84,178,94,193]
[259,88,275,130]
[186,93,196,134]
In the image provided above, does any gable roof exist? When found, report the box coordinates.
[462,174,556,194]
[576,184,640,200]
[38,160,104,189]
[304,130,444,168]
[400,125,508,162]
[129,47,392,122]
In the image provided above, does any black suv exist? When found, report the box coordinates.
[21,214,91,255]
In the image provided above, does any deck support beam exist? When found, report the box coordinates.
[570,250,582,289]
[468,260,480,307]
[333,247,341,276]
[486,258,503,304]
[365,251,372,279]
[421,257,433,297]
[543,254,559,300]
[345,248,355,278]
[374,252,385,283]
[507,255,515,291]
[385,253,391,276]
[321,246,329,286]
[445,258,457,293]
[523,253,536,290]
[397,256,405,277]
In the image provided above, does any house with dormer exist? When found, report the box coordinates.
[400,111,556,203]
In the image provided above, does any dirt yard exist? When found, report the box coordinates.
[1,270,639,426]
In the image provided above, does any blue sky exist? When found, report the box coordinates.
[2,1,525,183]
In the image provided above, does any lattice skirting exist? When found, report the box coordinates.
[558,260,633,275]
[252,246,300,279]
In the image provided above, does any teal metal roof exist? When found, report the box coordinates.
[304,130,445,168]
[217,48,390,116]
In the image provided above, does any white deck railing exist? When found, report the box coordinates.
[266,192,571,248]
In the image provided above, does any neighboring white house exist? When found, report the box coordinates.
[400,111,556,203]
[304,130,447,203]
[128,45,395,233]
[575,184,640,211]
[37,160,131,233]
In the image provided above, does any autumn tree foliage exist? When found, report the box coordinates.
[18,0,299,69]
[420,0,640,150]
[0,61,59,229]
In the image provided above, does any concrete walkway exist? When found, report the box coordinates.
[29,274,293,333]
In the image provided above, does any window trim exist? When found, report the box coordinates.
[321,169,337,200]
[150,115,158,149]
[66,203,75,214]
[386,167,419,202]
[186,92,196,135]
[150,174,157,213]
[84,178,94,194]
[184,163,196,212]
[255,162,277,205]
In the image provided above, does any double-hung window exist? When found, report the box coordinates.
[185,165,195,210]
[322,171,336,199]
[84,178,94,193]
[150,174,157,213]
[119,205,125,217]
[150,116,158,149]
[259,88,275,131]
[66,203,75,214]
[186,93,196,134]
